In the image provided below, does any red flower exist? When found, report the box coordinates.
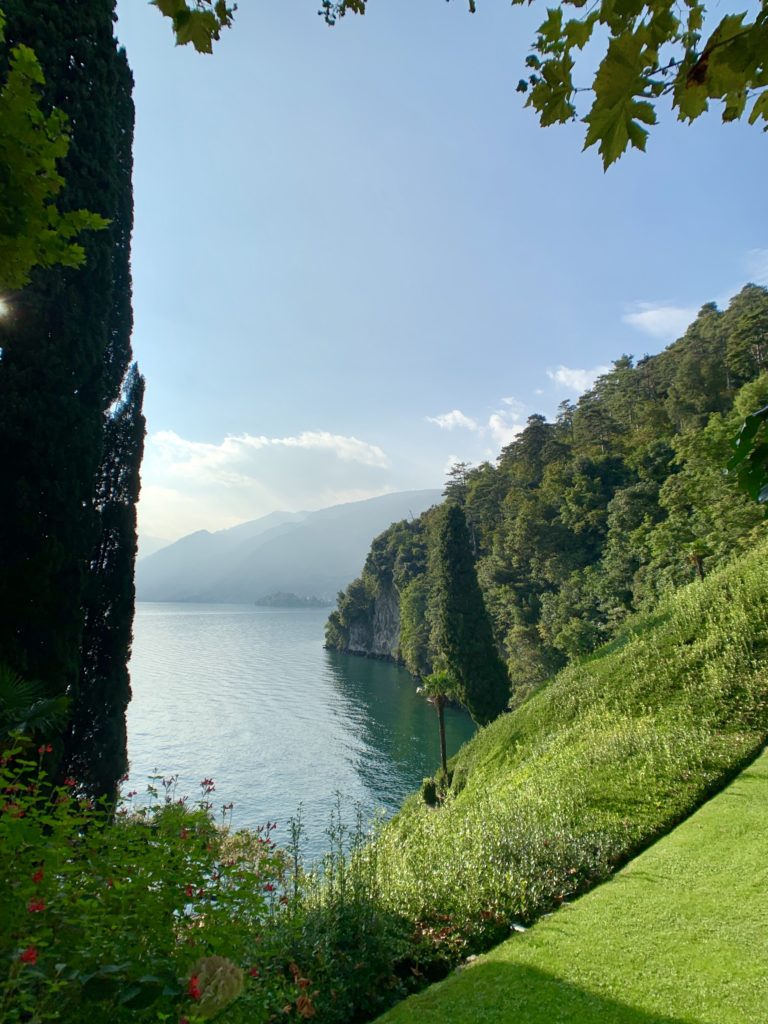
[185,884,194,897]
[63,777,76,788]
[188,975,202,1001]
[31,868,44,884]
[249,966,260,978]
[37,744,52,754]
[19,946,38,965]
[27,899,45,913]
[264,882,275,892]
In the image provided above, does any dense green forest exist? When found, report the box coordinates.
[327,284,768,699]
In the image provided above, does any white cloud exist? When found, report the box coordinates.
[426,409,480,431]
[622,302,697,341]
[152,429,389,477]
[139,429,393,541]
[488,413,523,447]
[746,248,768,286]
[487,402,526,446]
[546,364,611,393]
[500,396,527,417]
[443,453,463,477]
[429,399,528,487]
[428,397,527,448]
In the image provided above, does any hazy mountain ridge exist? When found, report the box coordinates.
[135,490,442,603]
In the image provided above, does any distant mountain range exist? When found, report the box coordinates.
[135,490,442,604]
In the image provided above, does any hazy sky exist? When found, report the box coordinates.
[114,0,768,545]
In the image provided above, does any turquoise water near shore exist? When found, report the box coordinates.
[126,602,475,859]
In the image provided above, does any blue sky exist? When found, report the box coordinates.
[114,0,768,545]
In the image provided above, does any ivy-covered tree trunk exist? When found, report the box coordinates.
[0,0,138,796]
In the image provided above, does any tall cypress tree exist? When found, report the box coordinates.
[429,504,509,726]
[64,366,145,796]
[0,0,138,795]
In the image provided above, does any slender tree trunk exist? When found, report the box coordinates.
[436,694,447,776]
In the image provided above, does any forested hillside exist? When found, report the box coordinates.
[326,285,768,696]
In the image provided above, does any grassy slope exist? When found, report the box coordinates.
[370,541,768,955]
[377,747,768,1024]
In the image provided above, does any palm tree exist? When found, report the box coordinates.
[0,665,68,745]
[418,670,457,777]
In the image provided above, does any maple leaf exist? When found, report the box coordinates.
[583,33,658,168]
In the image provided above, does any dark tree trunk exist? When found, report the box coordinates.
[436,694,448,776]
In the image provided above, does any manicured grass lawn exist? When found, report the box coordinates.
[377,748,768,1024]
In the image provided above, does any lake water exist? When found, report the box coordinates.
[126,603,476,859]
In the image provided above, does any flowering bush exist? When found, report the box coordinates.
[0,746,290,1022]
[0,749,418,1024]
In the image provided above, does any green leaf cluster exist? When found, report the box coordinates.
[517,0,768,167]
[0,9,106,291]
[152,0,236,53]
[317,0,768,167]
[0,666,68,742]
[728,403,768,502]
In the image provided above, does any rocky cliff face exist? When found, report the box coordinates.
[347,584,400,660]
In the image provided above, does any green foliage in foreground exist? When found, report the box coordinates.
[0,764,283,1022]
[0,758,414,1024]
[367,540,768,956]
[378,748,768,1024]
[0,666,68,741]
[324,0,768,167]
[729,400,768,503]
[161,0,768,169]
[152,0,235,54]
[3,543,768,1023]
[0,7,106,291]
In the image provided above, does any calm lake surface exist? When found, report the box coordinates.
[126,603,476,859]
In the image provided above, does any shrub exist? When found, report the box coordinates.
[249,801,416,1024]
[0,750,288,1023]
[1,763,416,1024]
[420,777,438,806]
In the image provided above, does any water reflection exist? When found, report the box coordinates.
[323,649,476,805]
[126,603,475,860]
